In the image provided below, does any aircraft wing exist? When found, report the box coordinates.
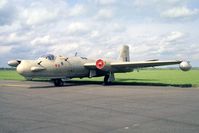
[111,60,181,68]
[84,60,191,72]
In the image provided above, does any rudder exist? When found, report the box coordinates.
[119,45,130,62]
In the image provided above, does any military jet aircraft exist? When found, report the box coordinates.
[8,45,191,86]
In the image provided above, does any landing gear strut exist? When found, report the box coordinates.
[104,75,110,85]
[103,73,115,85]
[53,79,64,87]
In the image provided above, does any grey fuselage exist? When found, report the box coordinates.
[17,56,97,79]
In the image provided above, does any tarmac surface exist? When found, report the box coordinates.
[0,80,199,133]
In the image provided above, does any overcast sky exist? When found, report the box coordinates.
[0,0,199,67]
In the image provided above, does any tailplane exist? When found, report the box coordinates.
[119,45,130,62]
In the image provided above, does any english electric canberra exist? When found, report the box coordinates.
[8,45,191,86]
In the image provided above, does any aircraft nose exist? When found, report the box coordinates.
[16,63,25,75]
[16,61,30,76]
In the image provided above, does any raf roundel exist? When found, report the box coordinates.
[96,59,105,69]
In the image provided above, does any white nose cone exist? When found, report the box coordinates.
[16,63,25,75]
[179,61,192,71]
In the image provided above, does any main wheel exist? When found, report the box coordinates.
[53,79,64,87]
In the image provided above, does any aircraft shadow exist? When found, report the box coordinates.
[29,82,88,89]
[67,80,192,88]
[29,79,192,88]
[116,78,159,82]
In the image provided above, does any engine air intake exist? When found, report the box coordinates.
[96,59,105,69]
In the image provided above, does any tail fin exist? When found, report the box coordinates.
[119,45,130,62]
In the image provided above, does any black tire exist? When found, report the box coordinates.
[53,79,64,87]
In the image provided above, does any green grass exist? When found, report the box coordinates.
[117,69,199,85]
[0,69,199,87]
[0,70,25,80]
[74,69,199,87]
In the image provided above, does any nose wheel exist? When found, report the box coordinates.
[53,79,64,86]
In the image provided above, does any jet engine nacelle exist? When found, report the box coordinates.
[179,61,192,71]
[96,59,111,71]
[8,60,21,67]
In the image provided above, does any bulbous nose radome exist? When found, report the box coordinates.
[16,61,31,76]
[16,63,25,75]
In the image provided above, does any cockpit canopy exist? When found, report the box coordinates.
[40,54,56,60]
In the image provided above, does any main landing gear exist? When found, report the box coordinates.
[103,73,115,85]
[53,79,64,87]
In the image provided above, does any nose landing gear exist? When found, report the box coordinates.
[53,79,64,86]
